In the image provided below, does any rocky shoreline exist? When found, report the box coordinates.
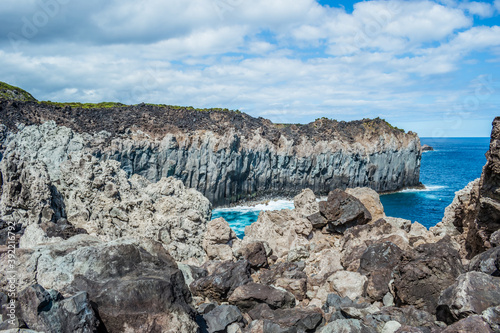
[0,84,498,332]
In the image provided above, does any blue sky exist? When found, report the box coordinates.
[1,0,500,137]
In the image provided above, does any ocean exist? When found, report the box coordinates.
[212,137,490,238]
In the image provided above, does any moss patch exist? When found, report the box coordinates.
[0,81,37,102]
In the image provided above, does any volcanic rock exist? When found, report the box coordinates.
[203,217,238,261]
[393,237,464,314]
[437,271,500,324]
[190,260,252,303]
[0,235,198,333]
[228,283,296,311]
[318,189,372,234]
[203,305,243,333]
[468,246,500,276]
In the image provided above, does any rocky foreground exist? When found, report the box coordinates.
[0,98,421,206]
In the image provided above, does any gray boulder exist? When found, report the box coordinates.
[203,305,243,333]
[437,271,500,324]
[228,283,296,311]
[0,235,198,333]
[468,246,500,276]
[16,284,99,333]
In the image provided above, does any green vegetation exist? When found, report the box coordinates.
[0,81,37,102]
[364,117,405,133]
[38,101,127,109]
[148,104,241,113]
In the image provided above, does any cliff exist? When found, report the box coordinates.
[0,91,421,206]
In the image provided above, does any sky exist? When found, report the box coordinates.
[1,0,500,137]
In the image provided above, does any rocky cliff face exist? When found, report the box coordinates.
[0,101,421,206]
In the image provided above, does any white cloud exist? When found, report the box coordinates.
[459,1,495,18]
[0,0,498,137]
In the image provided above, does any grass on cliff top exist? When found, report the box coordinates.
[37,100,242,113]
[0,81,37,102]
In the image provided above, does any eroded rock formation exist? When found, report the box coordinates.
[0,100,422,206]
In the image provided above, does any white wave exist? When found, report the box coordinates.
[213,199,295,213]
[399,185,446,193]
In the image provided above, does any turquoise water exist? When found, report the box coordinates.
[212,137,490,237]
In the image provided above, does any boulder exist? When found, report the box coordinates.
[248,303,323,332]
[440,315,493,333]
[203,217,238,261]
[318,189,372,234]
[468,246,500,276]
[0,235,198,333]
[328,271,367,300]
[341,219,410,272]
[16,284,100,333]
[203,305,243,333]
[363,306,439,332]
[256,262,307,301]
[190,260,252,303]
[320,319,376,333]
[358,242,403,301]
[228,283,296,311]
[244,209,312,259]
[240,241,269,269]
[345,187,385,221]
[482,305,500,332]
[294,189,319,217]
[393,237,464,314]
[437,271,500,324]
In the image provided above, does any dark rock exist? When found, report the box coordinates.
[190,260,252,303]
[0,220,24,246]
[307,212,328,229]
[482,305,500,332]
[318,189,372,234]
[198,303,217,315]
[40,219,87,240]
[466,117,500,257]
[258,262,307,284]
[422,144,434,152]
[321,319,376,333]
[363,306,439,332]
[359,241,403,274]
[228,282,296,311]
[437,272,500,325]
[358,242,403,301]
[241,242,269,269]
[42,237,199,333]
[440,315,493,333]
[393,237,464,314]
[468,246,500,276]
[248,303,323,332]
[256,261,307,301]
[16,284,99,333]
[203,305,243,333]
[326,294,357,309]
